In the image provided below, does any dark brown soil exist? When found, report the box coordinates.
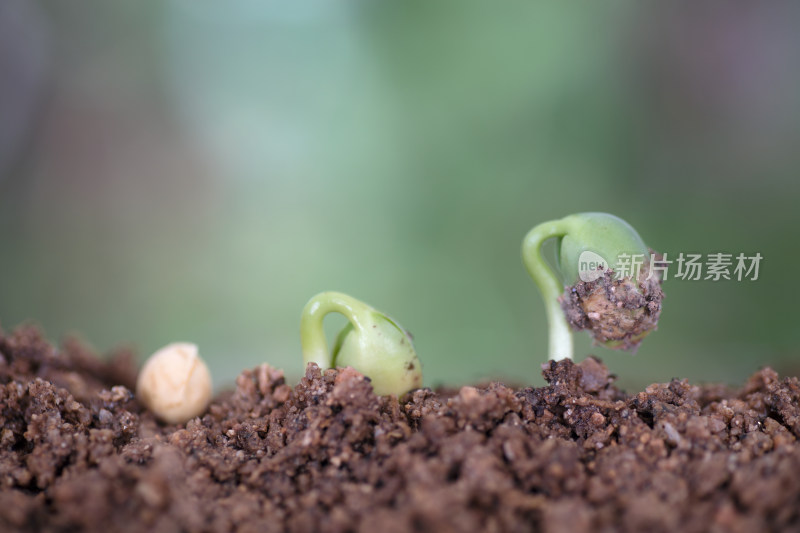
[1,325,799,533]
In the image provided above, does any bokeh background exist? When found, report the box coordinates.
[1,1,799,391]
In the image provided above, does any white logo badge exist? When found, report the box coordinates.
[578,250,608,282]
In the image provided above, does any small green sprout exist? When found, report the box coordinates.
[300,291,423,396]
[522,212,664,361]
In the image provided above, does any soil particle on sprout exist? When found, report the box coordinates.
[1,325,799,532]
[561,262,664,350]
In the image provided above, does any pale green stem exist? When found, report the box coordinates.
[522,219,574,361]
[300,291,371,369]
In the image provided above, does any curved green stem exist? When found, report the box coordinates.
[522,219,574,361]
[300,291,371,369]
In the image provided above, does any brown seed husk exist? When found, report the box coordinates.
[560,258,664,351]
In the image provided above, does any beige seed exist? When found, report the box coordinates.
[135,343,212,424]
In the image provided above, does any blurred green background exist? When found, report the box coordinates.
[1,1,799,391]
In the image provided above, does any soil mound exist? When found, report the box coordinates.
[1,325,798,532]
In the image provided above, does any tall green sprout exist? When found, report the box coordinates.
[522,212,662,361]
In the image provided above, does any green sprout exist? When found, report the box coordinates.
[522,212,664,361]
[300,291,423,396]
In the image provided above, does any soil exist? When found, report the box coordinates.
[561,267,664,351]
[1,324,799,533]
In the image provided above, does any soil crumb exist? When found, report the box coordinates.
[1,325,799,532]
[561,265,664,351]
